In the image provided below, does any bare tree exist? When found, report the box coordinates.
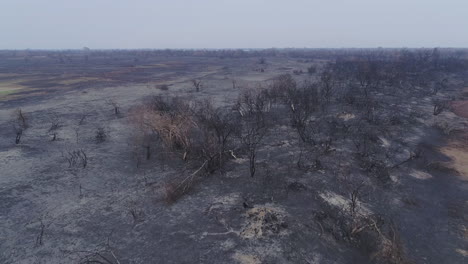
[13,126,23,144]
[285,82,319,144]
[195,100,240,172]
[319,69,336,107]
[106,100,121,116]
[232,79,237,89]
[48,113,62,141]
[236,90,269,177]
[11,108,29,144]
[349,181,365,216]
[78,113,90,125]
[192,79,202,92]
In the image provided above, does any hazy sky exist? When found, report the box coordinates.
[1,0,467,49]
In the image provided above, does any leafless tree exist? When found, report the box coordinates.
[76,233,121,264]
[11,108,28,144]
[195,100,240,172]
[285,82,319,144]
[192,79,202,92]
[48,113,61,141]
[78,113,90,125]
[236,90,269,177]
[232,79,237,89]
[349,181,365,216]
[15,108,28,128]
[13,126,23,144]
[355,61,381,98]
[156,84,169,91]
[106,100,121,116]
[319,69,336,107]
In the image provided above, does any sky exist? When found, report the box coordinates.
[1,0,467,49]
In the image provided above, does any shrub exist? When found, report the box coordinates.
[157,84,169,91]
[307,65,317,75]
[95,127,108,143]
[64,149,88,169]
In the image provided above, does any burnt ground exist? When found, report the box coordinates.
[0,51,467,264]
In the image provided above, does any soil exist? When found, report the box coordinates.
[0,52,467,264]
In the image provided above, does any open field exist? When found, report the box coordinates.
[0,49,467,264]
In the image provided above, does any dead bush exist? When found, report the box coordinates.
[78,113,90,125]
[292,69,303,75]
[163,160,207,204]
[156,84,169,91]
[163,180,187,205]
[373,222,413,264]
[64,149,88,169]
[269,74,297,101]
[95,127,108,143]
[315,196,411,264]
[307,65,316,75]
[432,99,448,115]
[319,69,336,105]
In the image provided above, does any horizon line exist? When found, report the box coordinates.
[2,47,468,51]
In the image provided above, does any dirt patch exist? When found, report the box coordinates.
[232,253,261,264]
[442,88,468,179]
[338,112,356,121]
[0,80,26,98]
[451,100,468,118]
[240,205,288,239]
[441,141,468,179]
[451,87,468,118]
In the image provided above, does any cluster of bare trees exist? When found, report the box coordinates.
[127,87,280,200]
[125,48,465,203]
[129,96,243,201]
